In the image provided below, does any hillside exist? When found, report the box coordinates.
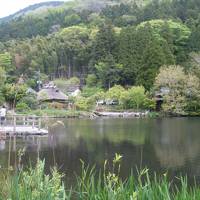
[0,0,200,114]
[0,1,65,23]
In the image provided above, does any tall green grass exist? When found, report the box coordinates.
[1,154,200,200]
[0,160,68,200]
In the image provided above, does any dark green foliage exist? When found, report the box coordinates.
[95,55,122,88]
[19,95,38,110]
[92,23,117,63]
[188,24,200,51]
[118,23,175,88]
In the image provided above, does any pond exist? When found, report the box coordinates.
[0,117,200,185]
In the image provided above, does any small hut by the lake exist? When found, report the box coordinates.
[37,87,68,103]
[155,87,170,111]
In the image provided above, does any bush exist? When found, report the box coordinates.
[0,91,5,105]
[67,77,80,85]
[120,86,155,110]
[2,83,27,107]
[81,86,103,98]
[86,74,98,87]
[106,85,125,100]
[143,98,156,110]
[47,102,66,109]
[16,102,30,112]
[75,97,94,111]
[92,91,106,101]
[26,79,37,89]
[19,95,38,109]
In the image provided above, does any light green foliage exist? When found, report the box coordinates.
[2,84,27,108]
[2,157,200,199]
[16,102,31,112]
[88,13,105,26]
[155,65,186,88]
[65,77,80,85]
[155,65,187,114]
[4,160,66,200]
[104,85,155,110]
[120,86,154,110]
[106,85,125,100]
[75,96,94,111]
[137,20,191,63]
[138,19,191,41]
[0,91,5,105]
[92,91,106,101]
[155,65,200,114]
[0,52,13,72]
[64,14,81,26]
[81,86,103,98]
[126,86,146,110]
[0,67,6,87]
[85,74,97,87]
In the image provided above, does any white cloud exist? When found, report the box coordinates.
[0,0,68,18]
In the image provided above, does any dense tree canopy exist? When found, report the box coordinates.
[1,0,200,114]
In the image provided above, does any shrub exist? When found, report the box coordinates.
[81,86,103,98]
[19,95,38,109]
[67,77,80,85]
[120,86,155,110]
[85,74,98,87]
[106,85,125,100]
[2,83,27,107]
[47,102,66,109]
[143,98,156,110]
[26,79,37,89]
[16,102,30,112]
[75,97,94,111]
[92,91,106,101]
[0,91,5,105]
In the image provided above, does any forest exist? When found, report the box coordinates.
[1,0,200,115]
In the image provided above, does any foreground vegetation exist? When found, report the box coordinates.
[1,154,200,200]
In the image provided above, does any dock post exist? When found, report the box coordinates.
[23,116,26,125]
[13,116,16,134]
[32,116,35,129]
[38,118,41,130]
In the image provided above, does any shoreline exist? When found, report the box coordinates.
[14,109,200,119]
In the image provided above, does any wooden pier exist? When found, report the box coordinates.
[0,115,48,136]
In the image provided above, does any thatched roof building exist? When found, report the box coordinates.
[37,88,68,102]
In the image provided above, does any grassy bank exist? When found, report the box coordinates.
[16,109,85,118]
[0,155,200,200]
[16,108,160,119]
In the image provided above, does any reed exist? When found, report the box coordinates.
[0,154,200,200]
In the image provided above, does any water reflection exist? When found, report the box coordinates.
[0,118,200,183]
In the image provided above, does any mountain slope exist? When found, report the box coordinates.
[0,1,65,23]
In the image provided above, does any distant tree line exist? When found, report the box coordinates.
[0,0,200,115]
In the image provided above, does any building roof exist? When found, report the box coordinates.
[66,84,80,93]
[37,88,68,102]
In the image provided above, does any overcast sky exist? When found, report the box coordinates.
[0,0,68,18]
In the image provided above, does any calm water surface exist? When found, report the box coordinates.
[1,117,200,184]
